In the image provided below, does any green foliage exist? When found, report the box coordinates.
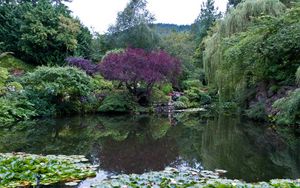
[245,102,267,121]
[192,0,221,43]
[203,0,285,87]
[21,66,94,116]
[6,81,23,92]
[100,48,124,61]
[0,94,35,124]
[0,67,8,82]
[0,67,9,94]
[108,0,154,33]
[178,96,190,105]
[0,0,91,65]
[89,34,110,62]
[107,0,159,50]
[107,0,159,49]
[273,89,300,125]
[75,24,93,58]
[222,5,300,100]
[95,167,300,187]
[0,54,33,72]
[202,0,299,103]
[185,87,212,107]
[173,101,187,110]
[183,79,203,90]
[220,0,285,37]
[151,87,170,103]
[161,83,173,95]
[92,74,114,91]
[160,32,196,81]
[98,92,138,113]
[0,153,96,187]
[174,96,190,109]
[192,0,221,69]
[153,23,191,36]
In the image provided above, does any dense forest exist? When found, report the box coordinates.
[0,0,299,186]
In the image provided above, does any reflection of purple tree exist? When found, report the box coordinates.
[98,48,181,101]
[98,136,178,174]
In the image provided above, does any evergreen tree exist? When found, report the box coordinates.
[192,0,221,68]
[192,0,221,43]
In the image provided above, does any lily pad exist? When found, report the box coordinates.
[91,167,300,188]
[0,152,96,187]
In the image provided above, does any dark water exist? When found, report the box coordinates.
[0,113,299,186]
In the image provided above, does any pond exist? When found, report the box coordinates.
[0,112,299,187]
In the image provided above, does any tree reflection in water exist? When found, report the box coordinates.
[0,113,299,182]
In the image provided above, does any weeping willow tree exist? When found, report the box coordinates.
[203,0,287,101]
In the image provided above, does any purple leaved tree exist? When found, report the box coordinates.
[66,57,97,75]
[98,48,181,103]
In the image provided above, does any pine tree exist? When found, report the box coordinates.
[192,0,221,68]
[192,0,221,43]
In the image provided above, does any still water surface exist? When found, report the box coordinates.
[0,113,299,186]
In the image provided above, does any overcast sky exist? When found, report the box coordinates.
[66,0,227,33]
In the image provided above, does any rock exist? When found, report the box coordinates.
[215,169,227,174]
[65,182,78,186]
[174,108,206,113]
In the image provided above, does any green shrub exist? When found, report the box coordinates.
[199,92,212,105]
[273,89,300,125]
[182,79,202,90]
[98,92,138,113]
[6,82,23,92]
[178,96,190,105]
[0,54,33,72]
[0,94,35,124]
[174,96,190,109]
[173,101,187,110]
[101,48,124,61]
[245,102,267,121]
[185,87,211,107]
[92,74,114,91]
[21,66,94,116]
[151,87,170,104]
[0,67,9,95]
[161,83,173,95]
[80,95,101,113]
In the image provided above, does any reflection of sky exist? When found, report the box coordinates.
[170,156,204,171]
[78,156,205,187]
[78,171,109,188]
